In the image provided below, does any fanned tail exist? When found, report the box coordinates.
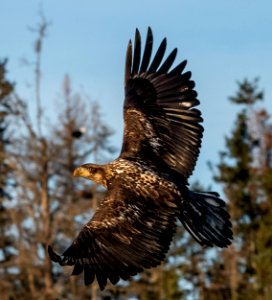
[179,191,233,247]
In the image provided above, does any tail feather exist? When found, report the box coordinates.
[179,191,233,247]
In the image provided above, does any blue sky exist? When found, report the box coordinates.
[1,0,272,192]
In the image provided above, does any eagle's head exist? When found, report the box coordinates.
[73,164,107,187]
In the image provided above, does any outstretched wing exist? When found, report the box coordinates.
[120,27,203,178]
[48,180,178,290]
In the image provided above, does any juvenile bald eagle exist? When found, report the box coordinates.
[48,28,232,290]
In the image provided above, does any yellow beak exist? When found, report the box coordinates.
[73,166,90,178]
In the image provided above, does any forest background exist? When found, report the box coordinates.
[1,1,272,299]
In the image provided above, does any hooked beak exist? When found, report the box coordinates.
[73,166,90,178]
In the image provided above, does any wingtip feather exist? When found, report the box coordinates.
[148,37,167,72]
[125,39,133,84]
[139,27,153,73]
[48,245,61,263]
[132,29,141,75]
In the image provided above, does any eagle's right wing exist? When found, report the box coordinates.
[48,179,177,290]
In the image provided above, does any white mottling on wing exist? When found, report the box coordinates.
[126,108,162,152]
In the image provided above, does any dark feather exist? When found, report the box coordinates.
[84,265,95,285]
[148,38,167,72]
[157,48,177,74]
[139,27,153,73]
[169,60,187,75]
[72,263,84,276]
[124,40,132,84]
[132,29,141,75]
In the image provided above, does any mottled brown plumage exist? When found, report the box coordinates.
[48,28,233,290]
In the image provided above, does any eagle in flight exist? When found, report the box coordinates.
[48,27,232,290]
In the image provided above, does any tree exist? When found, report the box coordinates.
[0,14,115,299]
[210,78,272,299]
[50,74,115,299]
[0,59,16,299]
[6,72,115,299]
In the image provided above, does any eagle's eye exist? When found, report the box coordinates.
[84,165,105,180]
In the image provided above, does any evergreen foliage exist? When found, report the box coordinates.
[213,78,272,299]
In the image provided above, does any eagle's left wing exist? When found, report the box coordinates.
[48,179,177,290]
[120,28,203,178]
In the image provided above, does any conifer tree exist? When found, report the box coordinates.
[211,78,272,299]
